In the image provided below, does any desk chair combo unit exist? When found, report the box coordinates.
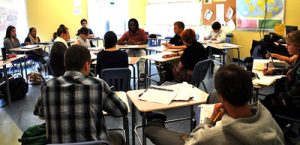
[100,68,131,145]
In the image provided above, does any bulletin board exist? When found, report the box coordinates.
[202,0,236,25]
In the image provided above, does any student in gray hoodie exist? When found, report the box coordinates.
[145,64,285,145]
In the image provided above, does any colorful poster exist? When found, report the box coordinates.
[236,0,285,30]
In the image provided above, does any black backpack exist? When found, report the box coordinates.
[0,75,28,101]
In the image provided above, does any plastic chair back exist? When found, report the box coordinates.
[190,59,211,92]
[100,68,131,91]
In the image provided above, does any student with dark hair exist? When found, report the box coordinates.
[145,64,284,145]
[79,19,95,38]
[96,31,128,76]
[162,29,207,82]
[34,45,128,145]
[3,25,21,53]
[163,21,187,49]
[75,27,91,48]
[117,18,148,83]
[204,21,225,43]
[24,27,47,65]
[49,25,70,77]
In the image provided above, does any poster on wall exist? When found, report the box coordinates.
[236,0,285,30]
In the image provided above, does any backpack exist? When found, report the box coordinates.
[0,75,28,101]
[18,123,47,145]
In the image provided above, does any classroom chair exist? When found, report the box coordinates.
[190,59,212,93]
[46,140,110,145]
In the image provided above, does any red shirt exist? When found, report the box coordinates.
[118,29,148,45]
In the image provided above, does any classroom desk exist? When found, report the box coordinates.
[251,59,285,102]
[147,46,183,52]
[0,55,26,105]
[117,44,148,50]
[203,43,241,65]
[127,89,208,145]
[10,46,44,79]
[142,52,180,86]
[88,37,102,47]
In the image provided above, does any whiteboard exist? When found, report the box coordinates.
[146,2,201,26]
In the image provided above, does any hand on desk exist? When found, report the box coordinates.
[209,103,225,123]
[162,53,177,58]
[263,68,274,76]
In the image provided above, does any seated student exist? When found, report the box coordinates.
[145,64,285,145]
[262,30,300,128]
[78,19,95,47]
[49,25,70,77]
[75,27,91,48]
[3,25,21,53]
[204,21,226,43]
[162,29,207,83]
[96,31,128,76]
[117,18,148,83]
[24,27,47,65]
[34,45,128,144]
[163,21,187,49]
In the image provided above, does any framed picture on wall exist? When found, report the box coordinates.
[204,0,212,4]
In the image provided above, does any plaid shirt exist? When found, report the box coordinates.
[34,71,128,143]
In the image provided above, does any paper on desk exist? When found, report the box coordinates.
[173,82,192,100]
[252,71,284,86]
[139,88,177,104]
[199,104,215,124]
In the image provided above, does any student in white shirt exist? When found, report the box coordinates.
[204,21,226,43]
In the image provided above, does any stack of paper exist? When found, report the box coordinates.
[252,71,284,86]
[22,45,38,49]
[139,86,177,104]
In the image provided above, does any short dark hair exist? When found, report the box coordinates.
[57,26,68,36]
[78,27,89,35]
[103,31,117,48]
[128,18,139,30]
[64,45,91,71]
[5,25,15,39]
[181,29,196,45]
[212,21,221,30]
[214,64,253,106]
[174,21,185,30]
[81,19,87,25]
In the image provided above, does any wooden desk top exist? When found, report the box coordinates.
[147,46,183,52]
[117,44,148,49]
[0,55,25,68]
[127,89,207,112]
[142,52,179,62]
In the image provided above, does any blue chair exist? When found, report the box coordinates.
[190,59,212,93]
[100,68,131,91]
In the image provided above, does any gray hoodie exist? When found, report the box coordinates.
[185,102,285,145]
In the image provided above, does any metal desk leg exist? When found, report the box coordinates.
[190,106,194,132]
[222,51,226,65]
[132,104,136,145]
[142,112,146,145]
[137,62,140,89]
[3,64,11,105]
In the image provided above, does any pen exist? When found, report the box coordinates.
[255,73,260,80]
[213,108,224,122]
[139,88,149,97]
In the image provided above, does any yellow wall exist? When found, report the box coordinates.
[232,0,300,58]
[27,0,300,59]
[27,0,88,41]
[128,0,147,28]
